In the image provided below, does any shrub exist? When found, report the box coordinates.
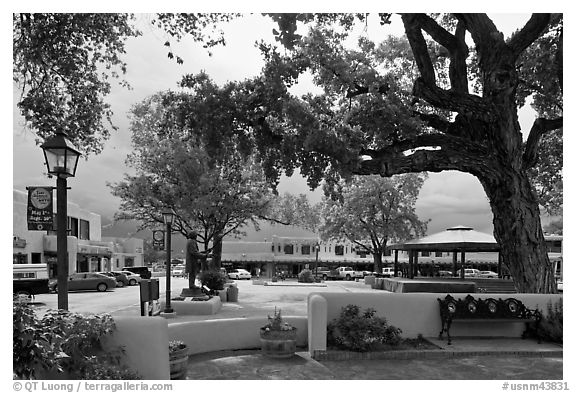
[536,298,563,344]
[199,270,226,292]
[327,304,402,352]
[298,269,315,283]
[169,340,187,353]
[13,302,140,380]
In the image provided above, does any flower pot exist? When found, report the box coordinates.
[169,346,189,379]
[259,327,297,358]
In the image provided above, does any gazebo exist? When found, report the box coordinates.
[388,225,501,279]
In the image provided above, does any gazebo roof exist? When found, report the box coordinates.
[388,225,500,252]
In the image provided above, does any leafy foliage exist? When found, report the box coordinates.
[13,13,238,155]
[168,340,187,354]
[13,13,140,155]
[109,91,277,265]
[262,307,295,332]
[327,304,402,352]
[268,193,322,232]
[13,302,140,380]
[320,173,428,272]
[199,270,227,292]
[535,299,563,344]
[297,268,315,283]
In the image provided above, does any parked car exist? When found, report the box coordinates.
[115,271,141,286]
[479,270,499,279]
[459,268,481,278]
[381,267,402,277]
[98,271,129,287]
[49,273,116,293]
[313,268,332,280]
[228,268,252,280]
[437,270,453,277]
[13,263,50,300]
[172,265,186,278]
[122,266,151,279]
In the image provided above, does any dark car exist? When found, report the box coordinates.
[122,266,151,279]
[98,271,129,287]
[49,273,116,292]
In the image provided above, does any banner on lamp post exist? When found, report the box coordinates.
[27,186,54,231]
[152,230,165,250]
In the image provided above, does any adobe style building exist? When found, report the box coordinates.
[13,189,143,277]
[221,227,562,279]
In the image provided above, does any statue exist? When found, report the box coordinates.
[180,233,209,298]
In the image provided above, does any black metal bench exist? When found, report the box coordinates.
[437,294,542,345]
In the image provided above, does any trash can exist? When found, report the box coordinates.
[227,285,239,302]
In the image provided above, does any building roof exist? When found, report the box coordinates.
[388,225,500,252]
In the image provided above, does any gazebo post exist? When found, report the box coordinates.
[414,251,419,277]
[452,251,458,277]
[408,250,414,279]
[498,253,502,278]
[460,251,466,279]
[394,250,399,277]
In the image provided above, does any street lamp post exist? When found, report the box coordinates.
[41,131,81,311]
[162,208,176,313]
[315,242,320,278]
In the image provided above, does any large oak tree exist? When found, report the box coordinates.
[245,13,562,293]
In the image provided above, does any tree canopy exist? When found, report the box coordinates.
[320,173,429,273]
[109,92,276,267]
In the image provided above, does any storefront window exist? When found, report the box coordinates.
[301,245,311,255]
[79,219,90,240]
[335,245,344,256]
[13,253,28,264]
[125,257,135,267]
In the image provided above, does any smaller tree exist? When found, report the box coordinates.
[267,193,322,232]
[320,173,428,273]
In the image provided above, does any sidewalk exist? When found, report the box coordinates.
[184,338,563,380]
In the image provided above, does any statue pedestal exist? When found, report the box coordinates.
[161,296,221,315]
[179,286,207,299]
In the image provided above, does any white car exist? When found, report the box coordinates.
[479,270,499,278]
[460,268,481,278]
[172,265,186,278]
[228,268,252,280]
[114,271,141,285]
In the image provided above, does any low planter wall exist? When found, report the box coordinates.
[168,316,307,356]
[160,296,222,315]
[307,292,562,356]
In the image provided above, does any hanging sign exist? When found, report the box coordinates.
[27,186,54,231]
[152,230,165,250]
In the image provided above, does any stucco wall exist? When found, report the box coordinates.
[168,316,308,355]
[104,316,170,380]
[307,291,562,355]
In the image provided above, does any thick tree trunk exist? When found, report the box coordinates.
[211,230,223,270]
[479,169,556,293]
[373,251,383,273]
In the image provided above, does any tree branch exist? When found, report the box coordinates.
[401,14,436,84]
[508,14,552,59]
[414,111,451,132]
[413,77,496,120]
[409,14,470,93]
[522,117,563,168]
[356,134,493,178]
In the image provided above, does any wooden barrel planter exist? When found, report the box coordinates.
[259,328,297,358]
[169,345,189,379]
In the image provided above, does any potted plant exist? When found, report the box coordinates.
[259,308,297,358]
[168,340,188,379]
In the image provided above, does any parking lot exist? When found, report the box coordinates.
[27,276,373,319]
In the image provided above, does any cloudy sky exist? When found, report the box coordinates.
[11,13,554,236]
